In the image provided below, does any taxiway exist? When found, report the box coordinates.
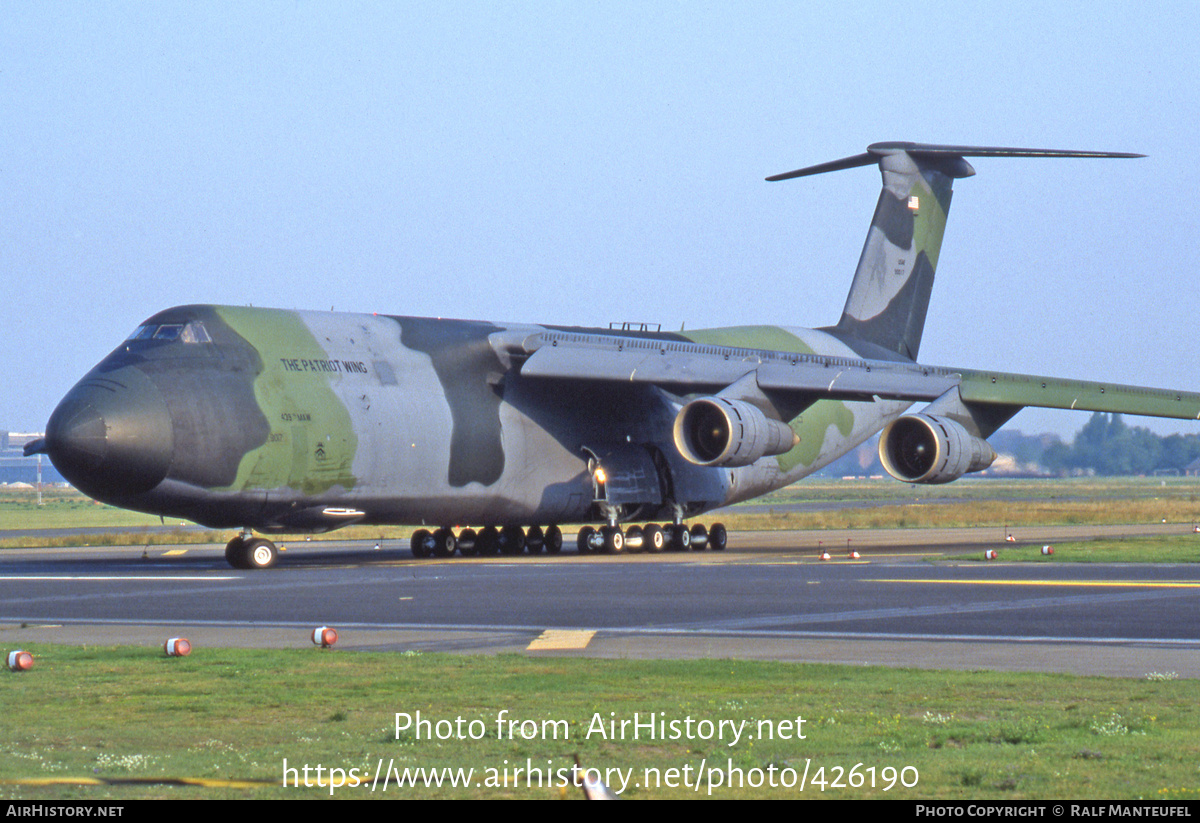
[2,525,1199,678]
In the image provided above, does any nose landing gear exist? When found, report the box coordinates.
[225,533,279,569]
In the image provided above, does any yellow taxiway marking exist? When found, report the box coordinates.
[869,579,1200,589]
[162,549,188,556]
[527,629,596,651]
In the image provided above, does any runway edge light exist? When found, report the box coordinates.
[163,637,192,657]
[7,650,33,672]
[312,626,338,648]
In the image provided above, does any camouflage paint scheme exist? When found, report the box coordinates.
[36,143,1200,542]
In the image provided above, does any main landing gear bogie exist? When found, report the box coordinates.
[408,525,564,559]
[403,521,725,559]
[575,522,726,555]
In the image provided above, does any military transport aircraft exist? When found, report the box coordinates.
[27,142,1200,569]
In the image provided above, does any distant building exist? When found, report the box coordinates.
[0,431,64,485]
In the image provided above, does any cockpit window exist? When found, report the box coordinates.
[126,321,213,345]
[126,325,157,341]
[153,324,184,341]
[180,322,212,344]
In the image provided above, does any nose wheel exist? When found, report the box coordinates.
[225,535,279,569]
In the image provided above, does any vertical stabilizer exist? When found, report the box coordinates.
[767,143,1142,361]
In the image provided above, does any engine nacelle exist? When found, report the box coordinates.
[673,397,797,468]
[878,413,997,484]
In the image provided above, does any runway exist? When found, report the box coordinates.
[2,525,1200,678]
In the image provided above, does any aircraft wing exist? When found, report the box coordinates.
[513,331,1200,420]
[514,330,959,402]
[956,368,1200,419]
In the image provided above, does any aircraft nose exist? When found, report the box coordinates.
[45,367,173,499]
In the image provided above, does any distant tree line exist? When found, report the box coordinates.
[816,413,1200,478]
[1038,413,1200,476]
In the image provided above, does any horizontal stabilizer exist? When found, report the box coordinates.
[765,152,875,181]
[766,142,1144,181]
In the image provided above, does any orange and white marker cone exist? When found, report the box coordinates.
[818,551,831,561]
[984,550,998,560]
[1005,535,1016,543]
[312,626,338,648]
[1041,545,1054,556]
[7,650,33,672]
[163,638,192,657]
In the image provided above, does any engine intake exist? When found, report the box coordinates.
[673,397,797,467]
[878,413,996,484]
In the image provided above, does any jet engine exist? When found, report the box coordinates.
[673,397,797,468]
[878,413,996,484]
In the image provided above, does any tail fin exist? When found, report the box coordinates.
[768,143,1142,361]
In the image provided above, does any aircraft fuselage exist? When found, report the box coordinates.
[44,304,898,534]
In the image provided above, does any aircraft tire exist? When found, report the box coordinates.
[224,536,248,569]
[601,526,624,554]
[477,526,500,556]
[526,526,545,554]
[577,526,595,554]
[457,528,478,557]
[709,522,727,551]
[690,523,708,551]
[499,526,526,555]
[625,524,644,553]
[243,538,278,570]
[668,525,691,551]
[411,529,432,559]
[544,525,563,554]
[433,528,457,557]
[643,524,665,553]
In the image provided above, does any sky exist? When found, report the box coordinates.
[3,1,1198,440]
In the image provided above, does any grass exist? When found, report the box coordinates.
[766,476,1200,501]
[718,477,1200,532]
[1,646,1199,800]
[960,534,1200,564]
[715,498,1200,532]
[0,488,165,531]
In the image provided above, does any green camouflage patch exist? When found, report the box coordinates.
[216,307,359,494]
